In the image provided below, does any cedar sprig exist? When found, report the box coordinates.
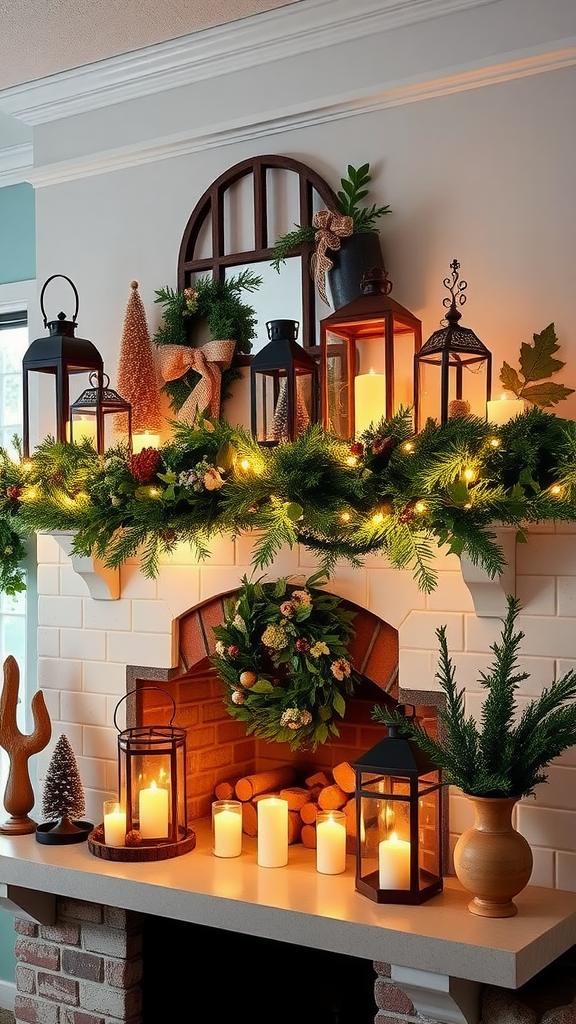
[374,596,576,797]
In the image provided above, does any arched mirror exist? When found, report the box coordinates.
[177,154,337,354]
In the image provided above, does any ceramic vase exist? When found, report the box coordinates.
[453,796,533,918]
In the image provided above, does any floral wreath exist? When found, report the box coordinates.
[212,573,360,751]
[153,270,262,417]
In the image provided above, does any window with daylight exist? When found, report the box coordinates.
[0,308,29,782]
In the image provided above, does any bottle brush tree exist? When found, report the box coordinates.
[42,733,86,832]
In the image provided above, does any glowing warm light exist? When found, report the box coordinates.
[403,441,415,454]
[132,432,160,455]
[63,495,75,507]
[346,456,358,467]
[21,461,32,473]
[340,511,351,523]
[148,487,160,497]
[372,511,384,525]
[487,394,525,426]
[464,502,472,510]
[550,484,563,497]
[239,458,251,472]
[354,369,385,437]
[463,467,476,483]
[23,486,37,500]
[414,501,427,514]
[489,437,501,448]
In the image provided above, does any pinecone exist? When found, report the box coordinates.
[128,447,161,484]
[125,829,142,847]
[372,436,396,458]
[398,501,416,524]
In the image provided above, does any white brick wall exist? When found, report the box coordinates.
[34,524,576,891]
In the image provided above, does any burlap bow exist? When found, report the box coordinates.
[310,209,354,305]
[158,339,236,424]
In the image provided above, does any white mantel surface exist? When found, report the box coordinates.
[1,820,575,991]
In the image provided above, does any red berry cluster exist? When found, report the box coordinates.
[6,486,22,501]
[128,447,161,484]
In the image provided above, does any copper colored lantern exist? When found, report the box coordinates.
[353,710,442,904]
[320,268,422,439]
[414,259,492,429]
[23,275,104,456]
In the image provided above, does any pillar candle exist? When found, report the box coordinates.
[257,797,288,867]
[316,810,347,875]
[212,801,242,858]
[378,832,411,889]
[103,802,126,847]
[132,431,160,454]
[68,416,97,447]
[139,780,169,839]
[486,395,525,426]
[354,370,385,436]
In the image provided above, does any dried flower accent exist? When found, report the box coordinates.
[6,486,22,501]
[331,658,351,681]
[372,436,396,458]
[280,708,313,730]
[261,624,290,650]
[310,641,330,658]
[231,690,246,705]
[227,645,240,658]
[295,638,310,652]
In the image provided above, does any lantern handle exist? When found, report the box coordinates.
[39,274,80,328]
[113,687,177,733]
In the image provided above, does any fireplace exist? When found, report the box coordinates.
[126,591,441,827]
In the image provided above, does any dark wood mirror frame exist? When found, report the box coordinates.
[177,154,337,352]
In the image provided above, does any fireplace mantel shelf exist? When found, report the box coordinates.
[0,820,575,1024]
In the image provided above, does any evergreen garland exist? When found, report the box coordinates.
[5,407,576,594]
[373,596,576,798]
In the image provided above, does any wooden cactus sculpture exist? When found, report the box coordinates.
[0,655,52,834]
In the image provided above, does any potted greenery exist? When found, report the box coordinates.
[271,163,391,308]
[373,596,576,917]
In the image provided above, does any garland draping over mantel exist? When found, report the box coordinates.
[1,407,575,597]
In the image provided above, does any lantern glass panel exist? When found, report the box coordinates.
[416,352,490,425]
[118,726,187,844]
[253,368,314,443]
[419,773,441,881]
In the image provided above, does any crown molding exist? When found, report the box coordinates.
[0,0,500,126]
[0,143,33,186]
[27,42,576,189]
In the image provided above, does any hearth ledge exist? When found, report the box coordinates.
[0,819,575,1019]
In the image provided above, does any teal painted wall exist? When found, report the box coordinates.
[0,183,35,284]
[0,181,35,988]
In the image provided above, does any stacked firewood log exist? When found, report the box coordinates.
[214,762,357,850]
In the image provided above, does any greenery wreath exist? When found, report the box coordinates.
[153,269,262,413]
[212,573,360,751]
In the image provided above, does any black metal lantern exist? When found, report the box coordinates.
[414,259,492,430]
[250,319,318,445]
[353,709,443,904]
[23,275,104,456]
[320,268,422,439]
[70,372,132,454]
[113,690,188,848]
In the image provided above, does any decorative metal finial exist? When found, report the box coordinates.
[441,259,467,325]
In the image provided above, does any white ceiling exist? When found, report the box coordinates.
[0,0,301,91]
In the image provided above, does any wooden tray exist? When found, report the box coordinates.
[87,827,196,862]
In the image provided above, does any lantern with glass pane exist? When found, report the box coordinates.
[113,689,189,851]
[353,709,442,904]
[320,268,422,439]
[70,372,132,454]
[414,259,492,430]
[250,319,317,445]
[23,275,104,456]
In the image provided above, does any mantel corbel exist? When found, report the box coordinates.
[391,965,480,1024]
[460,525,516,617]
[47,531,120,601]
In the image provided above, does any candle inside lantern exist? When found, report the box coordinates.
[212,801,242,858]
[103,801,126,847]
[354,369,385,437]
[486,394,525,426]
[257,797,288,867]
[132,431,160,454]
[378,831,411,889]
[68,416,97,447]
[316,810,347,875]
[139,780,169,839]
